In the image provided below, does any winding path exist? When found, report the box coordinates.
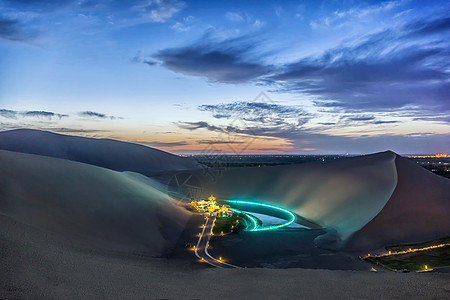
[194,217,241,269]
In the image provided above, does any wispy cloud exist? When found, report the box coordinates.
[198,101,311,127]
[78,111,107,118]
[24,111,68,119]
[346,116,375,122]
[132,0,185,23]
[178,121,224,132]
[2,0,186,38]
[40,127,108,133]
[309,1,401,30]
[177,119,450,154]
[404,16,450,37]
[0,108,120,121]
[225,12,245,23]
[197,139,245,145]
[137,140,188,147]
[78,111,120,120]
[0,109,68,119]
[0,109,18,119]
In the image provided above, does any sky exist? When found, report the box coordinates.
[0,0,449,154]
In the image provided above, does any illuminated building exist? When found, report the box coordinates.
[189,195,233,217]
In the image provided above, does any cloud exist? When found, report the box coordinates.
[138,140,188,147]
[40,127,107,133]
[5,0,74,8]
[23,111,68,119]
[268,17,450,113]
[346,116,375,122]
[177,119,450,154]
[198,101,311,127]
[3,0,185,35]
[225,12,244,23]
[0,17,33,41]
[197,139,245,145]
[154,35,271,83]
[177,121,224,132]
[132,0,185,23]
[0,109,68,119]
[0,108,120,121]
[412,115,450,123]
[78,111,107,118]
[309,1,401,30]
[405,16,450,37]
[78,111,119,120]
[0,109,18,119]
[153,15,449,118]
[341,115,400,125]
[171,15,194,32]
[131,51,158,66]
[372,120,399,124]
[171,21,190,32]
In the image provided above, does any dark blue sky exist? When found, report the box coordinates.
[0,0,449,154]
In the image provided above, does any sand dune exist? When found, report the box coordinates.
[1,135,449,298]
[346,154,450,251]
[0,129,200,176]
[0,150,191,256]
[190,151,449,251]
[2,127,446,253]
[2,208,449,298]
[2,213,449,299]
[194,151,399,249]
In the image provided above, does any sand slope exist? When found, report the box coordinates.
[0,129,200,175]
[2,212,449,299]
[195,151,398,248]
[346,154,450,251]
[0,150,190,256]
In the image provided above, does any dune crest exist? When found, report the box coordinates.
[0,129,200,176]
[346,154,450,251]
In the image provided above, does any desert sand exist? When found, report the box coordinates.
[0,150,191,256]
[188,151,449,252]
[192,151,398,249]
[2,213,449,299]
[347,154,450,251]
[1,131,449,299]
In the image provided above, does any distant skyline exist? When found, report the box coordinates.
[1,0,449,154]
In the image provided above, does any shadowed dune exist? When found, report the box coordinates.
[346,154,450,251]
[0,129,200,176]
[0,150,191,256]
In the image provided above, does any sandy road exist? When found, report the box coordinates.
[194,217,241,269]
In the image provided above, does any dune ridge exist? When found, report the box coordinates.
[346,154,450,251]
[0,129,200,176]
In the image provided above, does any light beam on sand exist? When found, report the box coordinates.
[227,200,296,231]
